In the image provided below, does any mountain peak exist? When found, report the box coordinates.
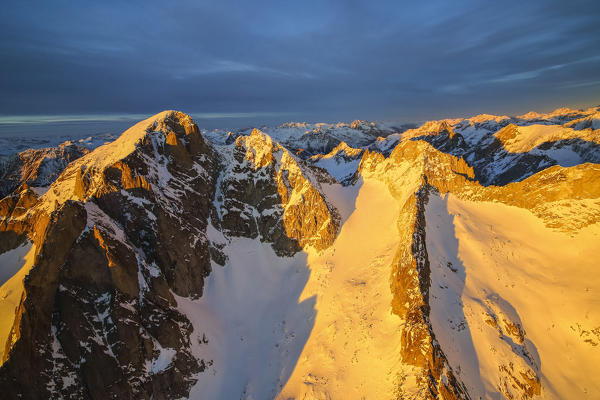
[32,110,208,212]
[327,141,363,158]
[0,105,599,399]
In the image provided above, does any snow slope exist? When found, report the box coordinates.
[0,241,36,361]
[497,124,600,154]
[279,177,408,399]
[1,107,599,399]
[310,142,363,183]
[180,176,414,399]
[426,193,600,399]
[177,238,315,400]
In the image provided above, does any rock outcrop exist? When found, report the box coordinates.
[0,142,89,198]
[216,128,339,256]
[0,111,218,399]
[0,106,598,399]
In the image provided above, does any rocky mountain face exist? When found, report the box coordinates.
[309,141,364,184]
[0,107,599,399]
[0,143,90,198]
[203,119,400,159]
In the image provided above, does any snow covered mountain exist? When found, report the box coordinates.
[0,132,117,159]
[0,107,599,399]
[202,120,401,158]
[0,142,90,198]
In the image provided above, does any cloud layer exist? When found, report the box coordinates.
[1,0,599,125]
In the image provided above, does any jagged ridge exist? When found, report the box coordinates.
[0,106,598,399]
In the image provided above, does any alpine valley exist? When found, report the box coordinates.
[0,106,599,400]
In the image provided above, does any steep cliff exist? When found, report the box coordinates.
[0,106,598,399]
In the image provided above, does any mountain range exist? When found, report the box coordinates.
[0,106,599,399]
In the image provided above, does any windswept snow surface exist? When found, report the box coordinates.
[0,241,32,286]
[180,177,411,399]
[426,193,600,399]
[499,124,600,154]
[278,177,409,399]
[176,239,315,400]
[0,241,36,360]
[312,156,361,183]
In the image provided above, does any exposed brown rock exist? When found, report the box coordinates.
[389,186,469,399]
[0,142,89,198]
[217,128,339,256]
[0,111,217,399]
[0,108,597,399]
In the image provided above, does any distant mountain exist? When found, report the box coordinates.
[309,141,364,184]
[0,142,90,198]
[204,119,400,158]
[0,106,599,399]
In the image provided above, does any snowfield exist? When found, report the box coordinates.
[0,241,35,360]
[179,177,413,399]
[426,193,600,399]
[0,106,599,399]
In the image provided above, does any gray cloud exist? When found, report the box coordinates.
[1,0,599,127]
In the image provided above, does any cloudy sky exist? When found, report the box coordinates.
[1,0,599,129]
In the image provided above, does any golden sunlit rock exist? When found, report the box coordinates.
[0,107,599,399]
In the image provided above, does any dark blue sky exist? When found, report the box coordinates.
[1,0,599,128]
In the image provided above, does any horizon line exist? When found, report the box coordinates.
[0,112,300,125]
